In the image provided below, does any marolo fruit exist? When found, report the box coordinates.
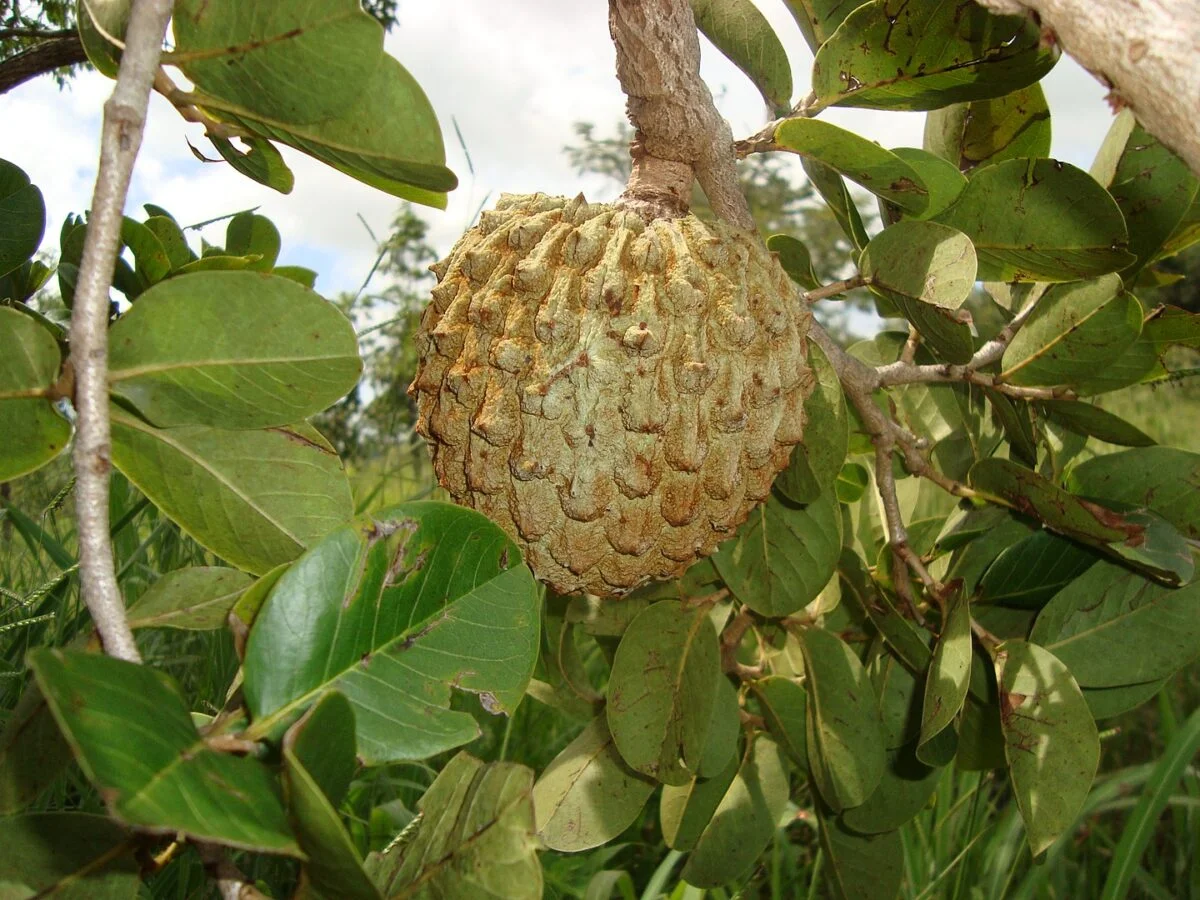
[411,192,814,596]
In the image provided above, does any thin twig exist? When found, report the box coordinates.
[69,0,176,664]
[196,843,271,900]
[733,91,818,158]
[802,274,868,303]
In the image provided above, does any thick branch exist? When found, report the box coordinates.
[0,31,86,95]
[608,0,753,228]
[69,0,174,664]
[975,0,1200,178]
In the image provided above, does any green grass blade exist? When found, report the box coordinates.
[1101,706,1200,900]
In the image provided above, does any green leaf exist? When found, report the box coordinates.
[273,265,319,289]
[782,0,859,53]
[985,389,1037,468]
[29,648,299,854]
[0,812,139,899]
[870,649,922,751]
[691,0,792,114]
[968,457,1138,548]
[367,752,541,900]
[1084,678,1167,721]
[977,529,1099,610]
[714,488,842,617]
[1038,400,1155,447]
[1067,447,1200,540]
[242,503,540,763]
[1158,194,1200,259]
[76,0,127,78]
[226,212,281,271]
[1030,561,1200,687]
[841,742,941,834]
[0,158,45,279]
[924,84,1052,172]
[812,1,1057,112]
[1101,706,1200,900]
[679,735,789,888]
[994,640,1100,856]
[144,215,196,269]
[118,217,171,287]
[1091,110,1199,280]
[126,566,252,630]
[282,693,381,900]
[606,600,720,784]
[660,751,739,853]
[860,219,977,363]
[210,134,296,194]
[776,119,929,215]
[108,271,362,429]
[698,675,741,777]
[109,409,353,575]
[215,56,456,207]
[751,676,807,767]
[818,803,904,900]
[839,549,932,674]
[775,341,847,504]
[0,681,75,815]
[767,233,819,291]
[887,147,968,220]
[172,0,384,126]
[801,627,886,811]
[935,160,1135,282]
[0,306,72,481]
[1000,276,1142,387]
[802,156,870,252]
[918,590,971,762]
[835,462,869,503]
[533,715,656,852]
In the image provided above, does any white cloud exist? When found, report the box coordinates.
[0,1,1119,298]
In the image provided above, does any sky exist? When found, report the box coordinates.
[0,0,1118,300]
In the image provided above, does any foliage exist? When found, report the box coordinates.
[2,2,1200,899]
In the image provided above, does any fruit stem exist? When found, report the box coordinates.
[608,0,754,229]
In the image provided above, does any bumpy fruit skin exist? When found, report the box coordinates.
[411,193,814,596]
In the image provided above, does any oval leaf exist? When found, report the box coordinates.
[691,0,792,113]
[282,693,381,900]
[0,158,45,279]
[918,590,971,761]
[1000,275,1142,387]
[109,409,353,575]
[994,639,1100,857]
[660,750,740,853]
[936,160,1135,282]
[812,2,1057,112]
[367,752,542,900]
[776,119,929,214]
[217,56,457,206]
[108,271,362,429]
[1038,400,1155,447]
[1092,110,1199,280]
[29,648,299,854]
[775,341,848,504]
[924,84,1052,172]
[242,503,539,763]
[0,385,71,483]
[0,812,139,899]
[606,600,720,784]
[126,566,253,630]
[841,742,941,834]
[1030,561,1200,687]
[172,0,384,126]
[679,735,789,889]
[1067,447,1200,540]
[751,676,808,767]
[860,219,977,363]
[533,716,656,852]
[801,626,886,810]
[818,803,904,900]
